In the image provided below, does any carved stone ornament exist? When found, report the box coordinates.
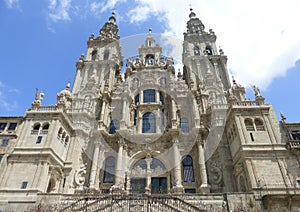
[74,163,87,189]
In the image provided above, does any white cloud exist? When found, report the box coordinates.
[125,0,300,90]
[90,0,126,14]
[0,82,18,112]
[4,0,20,9]
[48,0,72,22]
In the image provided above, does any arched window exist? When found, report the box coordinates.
[133,158,147,170]
[104,50,109,60]
[180,118,189,133]
[58,127,63,138]
[47,178,56,193]
[142,113,156,133]
[135,94,140,105]
[145,54,155,66]
[245,119,255,131]
[109,120,119,134]
[194,46,200,55]
[150,158,166,169]
[182,155,195,182]
[159,92,164,104]
[32,123,40,134]
[33,123,41,131]
[205,46,212,55]
[103,156,115,183]
[91,50,97,61]
[134,110,137,126]
[161,110,165,127]
[42,123,49,130]
[255,118,265,131]
[143,89,156,103]
[65,136,69,146]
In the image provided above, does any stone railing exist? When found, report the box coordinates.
[286,140,300,150]
[59,194,205,212]
[28,105,58,112]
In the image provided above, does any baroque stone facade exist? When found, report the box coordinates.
[0,9,300,211]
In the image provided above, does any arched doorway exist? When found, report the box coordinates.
[130,157,167,194]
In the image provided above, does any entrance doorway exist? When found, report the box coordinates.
[151,177,167,194]
[131,178,146,194]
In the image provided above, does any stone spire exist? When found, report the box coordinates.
[98,11,120,42]
[186,8,205,34]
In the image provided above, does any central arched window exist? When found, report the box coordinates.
[103,50,109,60]
[143,89,156,103]
[194,46,200,55]
[142,112,156,133]
[109,120,119,134]
[103,156,115,183]
[182,155,195,182]
[135,94,140,105]
[91,50,97,61]
[159,92,164,104]
[180,118,189,133]
[206,46,212,55]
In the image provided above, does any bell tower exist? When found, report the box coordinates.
[183,9,231,92]
[71,12,123,117]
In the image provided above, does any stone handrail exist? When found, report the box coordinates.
[59,193,205,212]
[287,140,300,150]
[28,105,58,111]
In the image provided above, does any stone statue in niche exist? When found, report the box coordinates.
[159,56,166,67]
[134,57,141,69]
[125,59,133,78]
[165,57,175,75]
[131,78,139,90]
[83,95,91,110]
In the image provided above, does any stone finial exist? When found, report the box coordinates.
[32,88,44,108]
[57,83,72,109]
[177,69,183,79]
[252,85,261,97]
[280,112,287,123]
[189,8,196,19]
[219,46,224,55]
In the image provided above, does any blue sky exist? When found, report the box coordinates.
[1,0,300,122]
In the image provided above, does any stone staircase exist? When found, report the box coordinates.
[59,194,206,212]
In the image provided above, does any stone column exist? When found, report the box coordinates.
[171,100,177,128]
[113,139,124,193]
[193,98,200,128]
[198,140,210,193]
[89,142,100,189]
[156,90,160,103]
[172,138,184,193]
[99,101,106,128]
[120,100,127,129]
[95,149,104,190]
[139,91,143,104]
[145,156,152,194]
[138,110,143,133]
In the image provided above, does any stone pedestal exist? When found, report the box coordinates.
[199,184,211,193]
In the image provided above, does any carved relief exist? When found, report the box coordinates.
[74,163,87,190]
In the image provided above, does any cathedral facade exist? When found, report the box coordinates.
[0,9,300,211]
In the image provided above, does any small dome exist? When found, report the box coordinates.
[189,8,196,19]
[58,83,71,98]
